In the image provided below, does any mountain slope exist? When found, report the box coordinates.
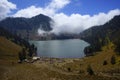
[0,26,37,60]
[0,36,21,60]
[80,15,120,55]
[0,14,53,39]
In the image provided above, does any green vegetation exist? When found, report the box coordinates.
[18,48,26,62]
[28,44,37,57]
[115,42,120,55]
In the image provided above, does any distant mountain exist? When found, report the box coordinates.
[0,14,53,39]
[80,15,120,55]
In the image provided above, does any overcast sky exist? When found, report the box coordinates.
[0,0,120,34]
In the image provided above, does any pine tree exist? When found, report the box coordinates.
[18,48,26,62]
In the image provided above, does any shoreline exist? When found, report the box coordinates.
[31,56,85,66]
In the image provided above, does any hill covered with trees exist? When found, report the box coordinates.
[80,15,120,56]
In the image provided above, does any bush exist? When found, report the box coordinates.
[111,55,116,65]
[18,52,23,62]
[87,65,94,75]
[115,42,120,55]
[78,70,84,74]
[103,60,108,65]
[67,67,71,72]
[18,48,26,62]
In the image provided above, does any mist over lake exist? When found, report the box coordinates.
[30,39,89,58]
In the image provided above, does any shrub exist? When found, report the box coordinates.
[111,55,116,65]
[78,70,84,74]
[103,60,108,65]
[87,65,94,75]
[67,67,71,72]
[18,52,23,62]
[18,48,26,62]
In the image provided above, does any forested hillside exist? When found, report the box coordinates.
[80,15,120,55]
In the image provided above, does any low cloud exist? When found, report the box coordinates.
[51,9,120,34]
[0,0,16,20]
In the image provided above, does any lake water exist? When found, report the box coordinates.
[30,39,89,58]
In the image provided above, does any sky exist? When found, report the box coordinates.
[9,0,120,15]
[0,0,120,34]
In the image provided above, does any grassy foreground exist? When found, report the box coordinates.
[0,36,120,80]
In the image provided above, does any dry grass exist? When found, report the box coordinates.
[59,44,120,79]
[0,36,22,60]
[0,36,120,80]
[1,63,119,80]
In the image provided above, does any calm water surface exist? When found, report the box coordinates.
[30,39,89,58]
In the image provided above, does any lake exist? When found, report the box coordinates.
[30,39,89,58]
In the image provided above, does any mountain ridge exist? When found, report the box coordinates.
[0,14,53,39]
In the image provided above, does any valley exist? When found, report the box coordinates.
[0,10,120,80]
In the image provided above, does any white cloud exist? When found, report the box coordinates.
[13,6,45,18]
[47,0,70,11]
[13,0,70,18]
[51,9,120,34]
[0,0,16,20]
